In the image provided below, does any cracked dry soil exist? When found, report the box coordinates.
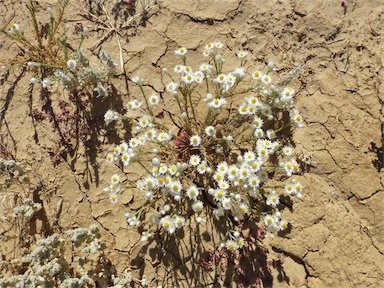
[0,0,383,287]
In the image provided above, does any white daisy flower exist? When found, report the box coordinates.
[216,74,227,83]
[226,73,236,86]
[175,47,187,56]
[202,48,211,57]
[218,180,230,190]
[186,185,199,199]
[266,190,280,206]
[249,160,262,173]
[292,110,303,127]
[280,87,294,101]
[145,128,157,140]
[166,82,178,94]
[189,135,201,147]
[216,162,228,174]
[252,116,263,129]
[160,216,176,234]
[213,171,225,182]
[227,166,238,181]
[113,145,121,155]
[107,184,121,194]
[251,70,263,80]
[282,146,293,156]
[261,74,272,85]
[257,146,269,159]
[208,98,227,109]
[294,182,303,194]
[170,180,182,194]
[159,164,168,174]
[239,165,250,178]
[236,237,245,248]
[238,104,248,115]
[254,128,264,138]
[266,129,276,140]
[175,215,185,228]
[174,64,184,73]
[244,151,256,162]
[264,214,276,227]
[138,115,152,128]
[111,174,120,185]
[248,175,260,188]
[129,138,139,148]
[237,203,249,215]
[144,176,157,190]
[184,66,193,73]
[189,154,201,166]
[236,50,248,59]
[205,125,216,137]
[169,164,178,175]
[262,139,272,149]
[148,94,160,105]
[279,220,289,231]
[284,183,294,195]
[121,153,131,166]
[258,170,269,182]
[119,142,128,152]
[200,63,212,72]
[248,96,260,106]
[181,73,195,84]
[214,189,226,202]
[10,23,20,32]
[205,42,214,50]
[282,160,294,176]
[194,75,204,84]
[157,132,171,144]
[109,193,118,204]
[225,240,238,251]
[192,201,204,213]
[197,162,207,174]
[106,153,115,164]
[222,197,232,210]
[214,41,224,49]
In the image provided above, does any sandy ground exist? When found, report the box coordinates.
[0,0,383,287]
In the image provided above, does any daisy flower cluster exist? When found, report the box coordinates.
[102,41,304,250]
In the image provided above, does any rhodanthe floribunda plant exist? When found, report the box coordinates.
[103,42,304,251]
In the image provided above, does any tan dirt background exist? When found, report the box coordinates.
[1,0,383,287]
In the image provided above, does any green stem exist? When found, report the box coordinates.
[139,85,153,116]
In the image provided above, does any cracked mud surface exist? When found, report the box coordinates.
[1,0,383,287]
